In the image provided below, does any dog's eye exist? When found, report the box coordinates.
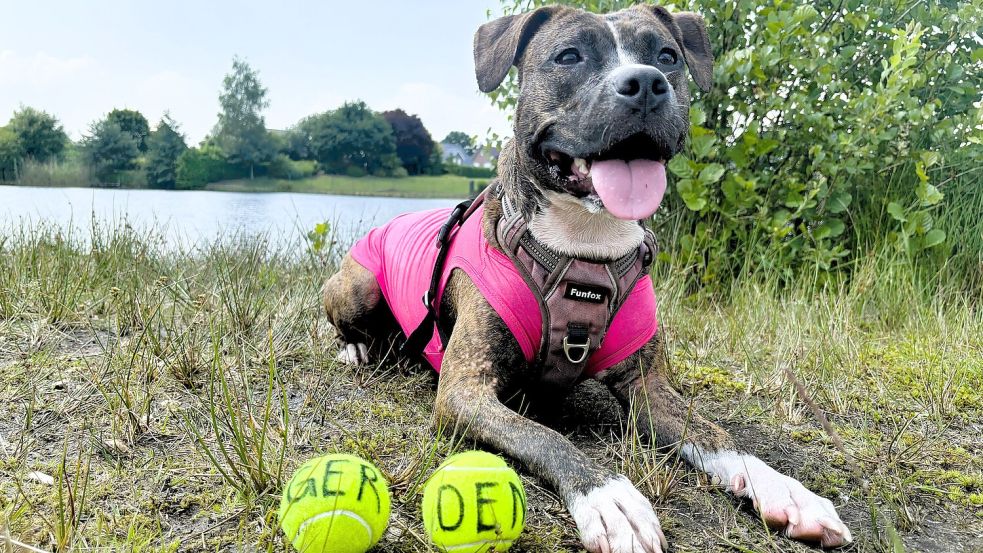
[657,48,677,66]
[555,48,583,66]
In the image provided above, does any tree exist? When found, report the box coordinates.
[107,108,151,152]
[383,109,436,175]
[214,57,274,179]
[81,118,140,182]
[282,127,311,161]
[145,114,188,189]
[0,126,23,181]
[301,101,401,176]
[8,107,67,162]
[442,131,476,155]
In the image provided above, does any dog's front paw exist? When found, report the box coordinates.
[336,342,369,365]
[567,475,667,553]
[714,454,852,548]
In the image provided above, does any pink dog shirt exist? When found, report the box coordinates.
[350,205,659,377]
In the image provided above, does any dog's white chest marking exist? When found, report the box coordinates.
[529,192,644,260]
[681,445,853,547]
[568,475,666,553]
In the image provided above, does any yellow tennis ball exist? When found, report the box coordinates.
[421,450,527,552]
[278,453,391,553]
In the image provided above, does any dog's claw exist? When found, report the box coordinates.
[569,476,665,553]
[337,342,369,365]
[786,515,853,548]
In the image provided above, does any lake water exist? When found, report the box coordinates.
[0,185,460,250]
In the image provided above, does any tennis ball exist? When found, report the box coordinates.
[278,453,391,553]
[421,450,527,552]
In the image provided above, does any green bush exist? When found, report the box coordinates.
[176,145,238,190]
[497,0,982,291]
[445,163,496,179]
[267,155,316,180]
[344,165,367,178]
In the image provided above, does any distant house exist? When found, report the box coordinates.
[440,142,473,166]
[439,141,499,169]
[471,147,499,169]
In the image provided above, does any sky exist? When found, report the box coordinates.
[0,0,511,145]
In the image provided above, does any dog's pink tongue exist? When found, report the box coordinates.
[590,159,667,220]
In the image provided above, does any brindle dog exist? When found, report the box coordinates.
[324,5,852,552]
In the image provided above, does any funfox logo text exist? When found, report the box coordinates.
[563,283,609,304]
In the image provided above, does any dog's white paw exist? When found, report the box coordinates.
[688,448,852,548]
[336,342,369,365]
[568,475,667,553]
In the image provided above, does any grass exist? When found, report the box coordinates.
[206,174,489,199]
[0,219,980,553]
[13,159,95,188]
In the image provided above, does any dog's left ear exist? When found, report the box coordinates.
[669,11,714,92]
[474,7,558,93]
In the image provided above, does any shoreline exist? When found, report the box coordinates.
[206,173,486,199]
[0,173,490,200]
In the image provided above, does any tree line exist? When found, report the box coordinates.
[0,57,489,189]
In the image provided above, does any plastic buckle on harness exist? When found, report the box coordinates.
[563,322,591,364]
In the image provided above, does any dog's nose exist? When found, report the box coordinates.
[611,65,670,111]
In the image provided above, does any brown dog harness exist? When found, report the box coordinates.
[405,188,656,388]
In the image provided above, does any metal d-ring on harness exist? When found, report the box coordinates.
[562,322,591,364]
[403,187,657,388]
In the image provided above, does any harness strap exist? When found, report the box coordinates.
[401,189,487,355]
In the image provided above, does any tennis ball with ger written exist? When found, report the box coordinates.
[278,453,391,553]
[421,451,527,552]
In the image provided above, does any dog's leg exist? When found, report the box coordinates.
[322,253,395,365]
[600,334,852,548]
[436,274,666,553]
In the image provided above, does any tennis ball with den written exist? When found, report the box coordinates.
[278,453,391,553]
[421,450,527,552]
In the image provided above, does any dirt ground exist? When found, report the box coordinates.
[1,233,981,552]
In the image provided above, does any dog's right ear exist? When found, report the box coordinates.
[474,7,558,93]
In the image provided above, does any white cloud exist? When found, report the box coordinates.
[267,91,350,132]
[0,50,95,87]
[0,50,109,138]
[134,70,215,142]
[0,50,215,143]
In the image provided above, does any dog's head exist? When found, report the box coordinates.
[475,5,713,220]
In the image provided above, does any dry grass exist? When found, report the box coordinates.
[0,220,980,552]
